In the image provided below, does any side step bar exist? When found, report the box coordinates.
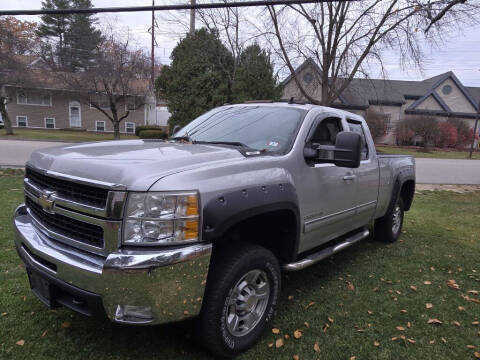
[283,229,370,271]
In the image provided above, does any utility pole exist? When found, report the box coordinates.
[468,97,479,159]
[190,0,196,34]
[151,0,155,86]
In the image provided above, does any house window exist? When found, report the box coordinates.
[442,84,452,95]
[96,120,106,132]
[126,101,137,111]
[45,118,55,129]
[69,101,82,128]
[125,122,135,134]
[16,116,28,127]
[17,91,51,106]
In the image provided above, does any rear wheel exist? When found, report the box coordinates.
[199,243,281,358]
[375,197,404,243]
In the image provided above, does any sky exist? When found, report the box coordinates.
[4,0,480,87]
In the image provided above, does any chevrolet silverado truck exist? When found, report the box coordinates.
[13,102,415,358]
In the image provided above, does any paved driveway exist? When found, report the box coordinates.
[415,158,480,184]
[1,140,480,184]
[0,140,72,167]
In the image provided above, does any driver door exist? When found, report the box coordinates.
[297,114,360,253]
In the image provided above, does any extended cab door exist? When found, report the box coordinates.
[297,114,360,253]
[347,119,379,226]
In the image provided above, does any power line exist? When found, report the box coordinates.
[0,0,357,16]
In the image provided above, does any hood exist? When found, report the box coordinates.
[28,140,245,190]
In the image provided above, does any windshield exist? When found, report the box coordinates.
[174,106,307,153]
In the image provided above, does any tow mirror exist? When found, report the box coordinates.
[333,131,361,168]
[171,125,181,137]
[304,131,361,168]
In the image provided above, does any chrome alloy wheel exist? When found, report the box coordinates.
[225,269,271,337]
[392,204,402,235]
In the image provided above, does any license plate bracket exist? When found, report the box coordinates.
[27,268,52,307]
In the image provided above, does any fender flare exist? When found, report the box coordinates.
[386,169,415,215]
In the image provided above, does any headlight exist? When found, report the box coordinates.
[123,192,200,246]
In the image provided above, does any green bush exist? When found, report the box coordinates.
[138,130,169,139]
[135,125,166,137]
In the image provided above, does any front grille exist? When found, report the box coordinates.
[26,197,104,248]
[26,168,109,208]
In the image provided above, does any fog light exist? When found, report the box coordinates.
[114,305,153,323]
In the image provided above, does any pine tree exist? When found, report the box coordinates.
[155,28,234,131]
[36,0,72,67]
[66,0,102,71]
[232,44,281,103]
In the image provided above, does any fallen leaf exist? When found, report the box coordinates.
[284,334,290,339]
[447,279,460,290]
[374,341,380,347]
[367,310,373,315]
[468,290,479,295]
[429,340,435,344]
[410,285,417,291]
[328,316,334,323]
[275,338,284,348]
[41,330,48,337]
[268,343,273,348]
[396,326,405,331]
[305,301,315,309]
[391,337,398,341]
[1,312,7,316]
[424,281,432,285]
[459,306,465,311]
[293,355,299,360]
[426,303,433,309]
[294,329,302,339]
[474,351,480,359]
[428,318,443,325]
[323,323,329,333]
[441,337,447,343]
[453,321,461,327]
[400,309,408,313]
[272,328,280,334]
[314,342,320,353]
[347,281,355,291]
[15,340,25,346]
[473,321,479,326]
[350,357,356,360]
[304,322,310,328]
[407,321,412,328]
[467,345,475,349]
[61,321,71,329]
[288,295,294,300]
[408,338,416,344]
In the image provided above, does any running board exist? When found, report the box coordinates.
[283,229,370,271]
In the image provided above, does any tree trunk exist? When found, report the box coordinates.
[113,120,120,140]
[0,86,14,135]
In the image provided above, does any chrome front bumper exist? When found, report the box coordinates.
[13,204,212,325]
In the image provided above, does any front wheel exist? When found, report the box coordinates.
[375,197,404,243]
[199,243,281,358]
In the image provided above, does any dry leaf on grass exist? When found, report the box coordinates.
[350,357,356,360]
[41,330,48,338]
[426,303,433,309]
[61,321,71,329]
[293,355,299,360]
[424,281,432,285]
[305,301,315,309]
[472,321,479,326]
[400,309,408,313]
[453,321,461,327]
[458,306,465,311]
[441,337,447,343]
[408,338,416,344]
[15,340,25,346]
[396,326,405,331]
[428,318,443,325]
[474,351,480,359]
[268,343,273,348]
[367,310,373,315]
[288,295,294,300]
[407,322,412,328]
[447,279,460,290]
[294,330,302,339]
[284,334,290,339]
[347,281,355,291]
[328,316,334,323]
[410,285,417,291]
[275,338,284,348]
[314,342,320,353]
[468,290,479,295]
[467,345,475,349]
[374,341,380,347]
[1,312,7,316]
[304,322,309,328]
[272,328,280,334]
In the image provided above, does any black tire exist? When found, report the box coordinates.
[375,197,404,243]
[199,243,281,358]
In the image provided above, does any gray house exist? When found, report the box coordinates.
[282,59,480,145]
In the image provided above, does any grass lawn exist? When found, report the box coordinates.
[376,145,480,160]
[0,128,137,142]
[0,174,479,360]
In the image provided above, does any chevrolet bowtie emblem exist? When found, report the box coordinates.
[38,190,55,214]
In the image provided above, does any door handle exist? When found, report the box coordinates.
[343,174,356,181]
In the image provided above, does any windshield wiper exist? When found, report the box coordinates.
[169,135,193,142]
[194,140,249,147]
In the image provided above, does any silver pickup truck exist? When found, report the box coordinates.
[13,102,415,358]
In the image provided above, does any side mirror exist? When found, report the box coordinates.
[333,131,361,168]
[171,125,181,137]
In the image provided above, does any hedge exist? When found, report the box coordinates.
[135,125,167,137]
[138,130,169,139]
